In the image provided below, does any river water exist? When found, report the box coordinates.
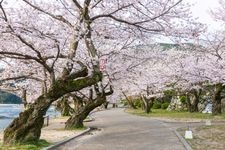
[0,104,59,130]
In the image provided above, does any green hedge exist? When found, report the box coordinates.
[152,102,161,109]
[161,102,170,109]
[134,99,142,108]
[179,96,187,104]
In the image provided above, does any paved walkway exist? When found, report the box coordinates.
[55,108,186,150]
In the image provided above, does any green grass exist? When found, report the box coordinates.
[126,108,225,120]
[0,139,50,150]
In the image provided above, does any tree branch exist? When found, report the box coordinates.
[0,75,43,83]
[22,0,73,28]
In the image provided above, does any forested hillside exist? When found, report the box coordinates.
[0,91,22,104]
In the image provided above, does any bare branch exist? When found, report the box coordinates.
[92,14,162,32]
[91,0,103,9]
[72,0,83,10]
[22,0,73,28]
[0,51,41,62]
[1,75,43,83]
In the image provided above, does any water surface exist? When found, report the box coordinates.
[0,104,59,130]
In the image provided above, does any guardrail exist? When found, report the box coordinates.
[44,115,50,126]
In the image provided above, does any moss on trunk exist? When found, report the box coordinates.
[4,96,51,144]
[56,97,74,116]
[65,96,106,129]
[3,72,102,145]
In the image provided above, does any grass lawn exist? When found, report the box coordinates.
[0,139,50,150]
[126,108,225,121]
[178,125,225,150]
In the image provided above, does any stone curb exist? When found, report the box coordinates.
[42,127,91,150]
[83,115,95,122]
[174,130,192,150]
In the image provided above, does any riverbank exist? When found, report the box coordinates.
[0,116,85,147]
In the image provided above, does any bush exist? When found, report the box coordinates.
[134,99,142,108]
[179,96,187,104]
[153,102,161,109]
[161,102,170,109]
[121,100,128,106]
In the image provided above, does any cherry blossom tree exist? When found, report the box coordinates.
[0,0,203,144]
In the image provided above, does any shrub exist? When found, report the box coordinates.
[134,99,142,108]
[121,100,128,106]
[179,96,187,104]
[153,102,161,109]
[161,102,170,109]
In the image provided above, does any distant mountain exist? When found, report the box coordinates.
[133,42,196,51]
[0,91,22,104]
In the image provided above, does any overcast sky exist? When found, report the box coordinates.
[187,0,220,31]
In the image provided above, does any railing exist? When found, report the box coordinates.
[44,115,50,126]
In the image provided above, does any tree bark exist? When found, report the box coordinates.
[21,89,27,109]
[122,91,136,109]
[65,96,106,129]
[3,71,102,144]
[141,95,154,114]
[56,96,74,116]
[212,84,223,115]
[3,96,51,144]
[103,101,109,109]
[187,89,202,113]
[65,85,113,129]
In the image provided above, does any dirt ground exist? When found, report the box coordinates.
[0,117,83,144]
[179,124,225,150]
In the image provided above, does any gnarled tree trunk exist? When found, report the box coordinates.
[65,96,106,129]
[65,85,113,129]
[4,96,51,144]
[56,96,74,116]
[3,71,102,144]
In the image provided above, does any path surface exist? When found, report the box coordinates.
[55,108,186,150]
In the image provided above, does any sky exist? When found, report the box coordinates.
[155,0,221,43]
[187,0,220,31]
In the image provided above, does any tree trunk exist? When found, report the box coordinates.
[3,72,102,144]
[141,95,154,114]
[61,99,72,116]
[65,96,106,129]
[103,101,109,109]
[4,96,51,144]
[191,89,201,112]
[112,103,117,108]
[21,89,27,109]
[122,91,136,109]
[56,97,74,116]
[66,112,87,128]
[186,94,191,112]
[212,84,223,115]
[187,89,202,113]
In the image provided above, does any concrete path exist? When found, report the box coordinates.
[55,108,185,150]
